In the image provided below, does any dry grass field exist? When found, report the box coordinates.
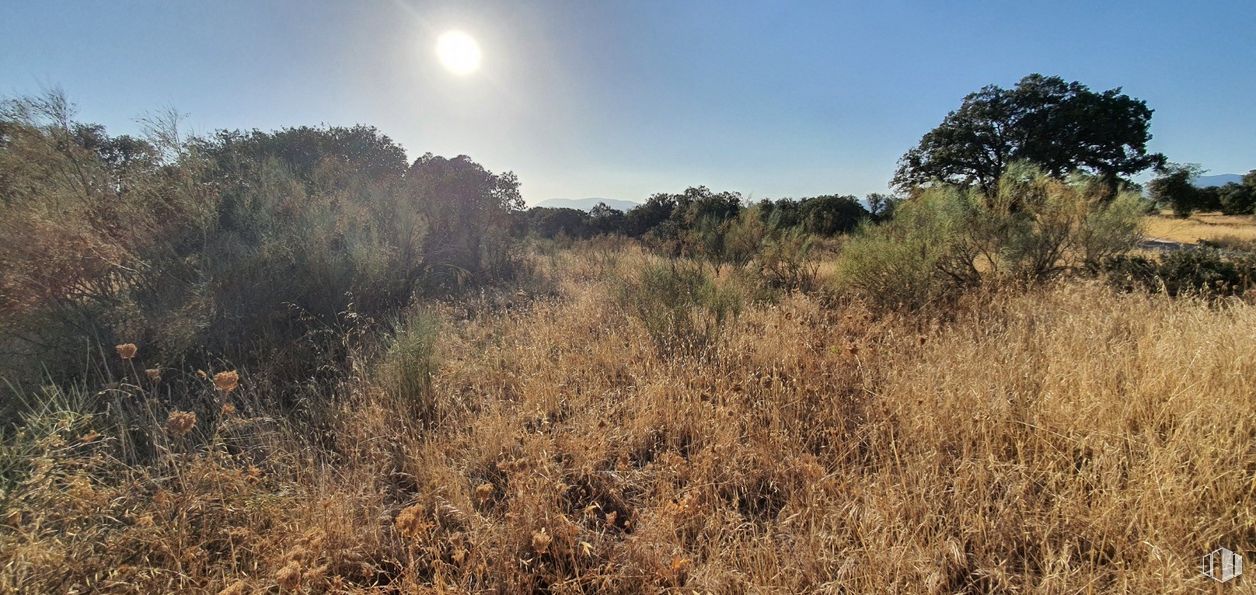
[3,244,1253,593]
[1144,211,1256,245]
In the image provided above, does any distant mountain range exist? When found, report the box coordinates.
[1195,174,1243,187]
[534,198,639,212]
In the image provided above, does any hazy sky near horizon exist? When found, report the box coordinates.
[2,1,1253,204]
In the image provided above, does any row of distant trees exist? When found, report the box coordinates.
[515,189,891,242]
[521,72,1252,252]
[1147,165,1256,217]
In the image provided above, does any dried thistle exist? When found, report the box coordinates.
[145,368,161,382]
[217,580,247,595]
[221,403,237,416]
[474,482,494,503]
[165,410,197,437]
[276,560,302,590]
[213,370,240,393]
[395,504,430,539]
[670,555,692,577]
[115,343,137,360]
[531,529,552,555]
[153,489,173,507]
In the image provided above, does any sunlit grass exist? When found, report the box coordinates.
[1143,211,1256,244]
[1,244,1252,592]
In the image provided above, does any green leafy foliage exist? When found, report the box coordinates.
[617,262,741,358]
[838,165,1147,309]
[378,308,441,426]
[0,92,520,400]
[1148,163,1208,217]
[894,74,1165,194]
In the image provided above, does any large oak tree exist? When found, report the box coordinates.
[893,74,1166,195]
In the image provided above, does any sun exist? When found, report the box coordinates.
[435,30,482,76]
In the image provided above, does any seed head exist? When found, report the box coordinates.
[276,560,302,590]
[165,410,197,437]
[395,504,430,539]
[213,371,240,393]
[145,368,161,382]
[531,529,552,555]
[115,343,137,360]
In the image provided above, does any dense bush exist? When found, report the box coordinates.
[1214,177,1256,215]
[753,227,818,292]
[518,206,599,239]
[833,188,968,310]
[518,189,873,252]
[404,153,524,286]
[836,164,1147,309]
[617,262,741,357]
[1104,249,1256,297]
[0,92,522,402]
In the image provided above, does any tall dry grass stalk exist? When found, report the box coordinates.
[1,246,1252,592]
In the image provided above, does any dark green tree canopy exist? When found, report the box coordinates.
[404,153,523,278]
[758,195,869,235]
[196,125,409,185]
[893,74,1166,194]
[1147,163,1205,218]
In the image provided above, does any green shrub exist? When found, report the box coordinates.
[755,228,818,292]
[834,188,968,310]
[835,164,1146,309]
[1218,182,1256,215]
[378,308,441,426]
[618,262,741,358]
[0,92,523,410]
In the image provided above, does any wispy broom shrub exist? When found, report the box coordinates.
[377,308,441,426]
[617,261,741,358]
[835,164,1146,310]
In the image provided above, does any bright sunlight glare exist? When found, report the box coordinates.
[435,30,482,76]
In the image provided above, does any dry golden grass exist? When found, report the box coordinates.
[1144,211,1256,244]
[2,245,1253,592]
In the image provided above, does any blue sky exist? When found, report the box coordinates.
[2,1,1253,204]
